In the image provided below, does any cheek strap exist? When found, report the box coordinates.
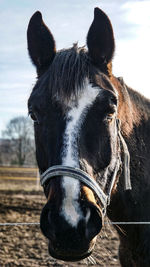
[116,119,132,190]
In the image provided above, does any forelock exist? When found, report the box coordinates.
[48,44,90,103]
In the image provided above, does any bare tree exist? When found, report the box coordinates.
[2,116,36,166]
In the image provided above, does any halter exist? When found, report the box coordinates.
[40,119,132,214]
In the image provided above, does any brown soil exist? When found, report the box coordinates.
[0,178,121,267]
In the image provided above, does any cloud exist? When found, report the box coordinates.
[122,1,150,26]
[113,1,150,97]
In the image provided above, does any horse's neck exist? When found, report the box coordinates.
[111,75,150,137]
[112,75,150,192]
[108,76,150,223]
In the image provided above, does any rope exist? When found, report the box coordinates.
[1,222,150,226]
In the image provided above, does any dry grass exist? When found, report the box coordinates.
[0,166,40,191]
[0,166,37,171]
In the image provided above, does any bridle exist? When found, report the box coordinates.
[40,118,132,215]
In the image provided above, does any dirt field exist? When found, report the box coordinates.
[0,167,120,267]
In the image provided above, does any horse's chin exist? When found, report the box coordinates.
[48,248,92,261]
[48,241,95,262]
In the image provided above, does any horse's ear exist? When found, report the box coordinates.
[87,8,115,68]
[27,11,56,76]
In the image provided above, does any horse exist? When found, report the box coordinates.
[27,7,150,266]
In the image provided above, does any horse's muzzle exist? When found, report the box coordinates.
[40,200,102,261]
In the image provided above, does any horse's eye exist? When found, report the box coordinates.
[28,109,39,123]
[106,114,114,123]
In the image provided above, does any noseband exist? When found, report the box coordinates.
[40,119,132,214]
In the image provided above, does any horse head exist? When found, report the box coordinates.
[27,8,130,261]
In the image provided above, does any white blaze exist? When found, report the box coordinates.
[61,84,100,227]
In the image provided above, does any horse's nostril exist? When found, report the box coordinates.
[40,203,55,239]
[84,204,102,241]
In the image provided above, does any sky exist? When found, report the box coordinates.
[0,0,150,137]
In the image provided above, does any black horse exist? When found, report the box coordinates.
[27,8,150,266]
